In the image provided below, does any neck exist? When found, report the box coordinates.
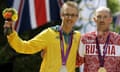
[97,28,110,35]
[97,30,110,36]
[61,23,73,34]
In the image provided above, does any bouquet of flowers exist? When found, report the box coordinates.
[2,8,18,21]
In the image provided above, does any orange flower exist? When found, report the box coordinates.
[3,12,12,19]
[2,8,18,21]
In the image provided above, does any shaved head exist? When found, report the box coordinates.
[95,7,112,17]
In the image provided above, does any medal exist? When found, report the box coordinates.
[59,28,73,72]
[60,65,67,72]
[98,67,107,72]
[96,33,110,72]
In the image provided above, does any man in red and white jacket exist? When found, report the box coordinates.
[77,6,120,72]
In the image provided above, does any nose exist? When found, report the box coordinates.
[100,17,104,21]
[68,16,72,19]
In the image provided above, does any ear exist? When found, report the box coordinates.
[60,13,63,19]
[107,17,113,23]
[93,16,97,23]
[109,17,113,23]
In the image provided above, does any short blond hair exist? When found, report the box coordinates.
[60,1,79,14]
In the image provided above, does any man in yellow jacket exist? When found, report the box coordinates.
[4,1,81,72]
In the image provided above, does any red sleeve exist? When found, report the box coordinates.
[76,52,84,67]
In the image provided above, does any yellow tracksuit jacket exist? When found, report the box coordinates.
[7,27,81,72]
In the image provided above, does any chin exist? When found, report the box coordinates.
[102,28,109,32]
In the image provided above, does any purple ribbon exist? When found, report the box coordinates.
[59,28,73,65]
[96,33,110,67]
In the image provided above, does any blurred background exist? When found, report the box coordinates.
[0,0,120,72]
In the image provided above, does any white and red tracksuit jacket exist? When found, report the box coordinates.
[77,31,120,72]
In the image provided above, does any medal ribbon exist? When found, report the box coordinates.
[59,28,73,65]
[96,33,110,67]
